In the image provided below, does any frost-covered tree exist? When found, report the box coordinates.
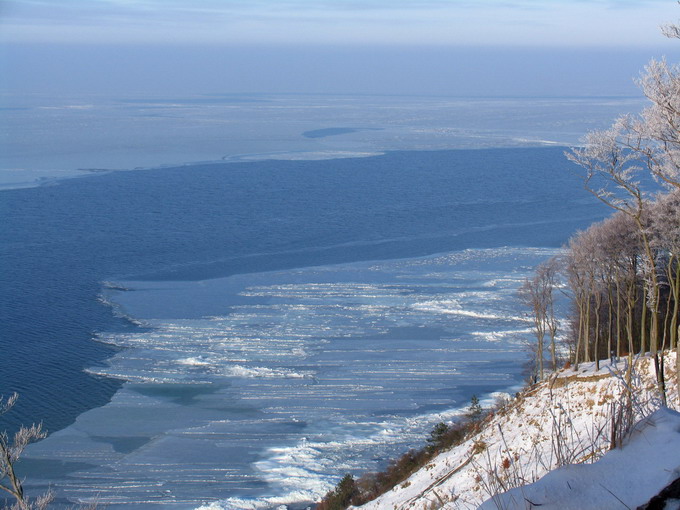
[565,18,680,405]
[567,121,660,357]
[0,394,52,510]
[588,22,680,193]
[625,58,680,190]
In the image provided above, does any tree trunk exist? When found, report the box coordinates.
[654,352,668,407]
[663,290,673,352]
[594,292,602,370]
[677,325,680,407]
[640,288,648,356]
[670,258,679,350]
[574,297,586,370]
[550,331,557,372]
[626,280,636,359]
[584,288,592,363]
[607,283,615,364]
[616,279,623,359]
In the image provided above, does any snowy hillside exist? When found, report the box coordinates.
[478,407,680,510]
[356,352,679,510]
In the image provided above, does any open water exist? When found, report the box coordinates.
[0,94,631,508]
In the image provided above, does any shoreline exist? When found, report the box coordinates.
[3,144,611,507]
[22,246,555,509]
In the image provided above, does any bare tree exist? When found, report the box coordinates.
[542,257,561,372]
[519,274,546,381]
[519,258,559,380]
[564,233,591,369]
[649,190,680,403]
[599,213,642,362]
[563,210,651,404]
[649,191,680,347]
[0,394,52,510]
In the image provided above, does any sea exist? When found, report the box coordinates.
[0,93,638,508]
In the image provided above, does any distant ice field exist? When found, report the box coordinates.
[23,248,556,509]
[0,94,645,190]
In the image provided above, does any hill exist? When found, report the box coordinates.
[354,352,679,510]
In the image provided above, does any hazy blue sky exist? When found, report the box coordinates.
[1,0,679,96]
[1,0,677,47]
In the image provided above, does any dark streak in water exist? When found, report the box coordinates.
[90,436,152,454]
[302,127,383,138]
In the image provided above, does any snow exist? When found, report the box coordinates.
[478,407,680,510]
[354,352,680,510]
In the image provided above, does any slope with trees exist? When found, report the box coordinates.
[560,21,680,405]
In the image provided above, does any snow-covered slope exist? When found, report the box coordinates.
[478,406,680,510]
[356,352,679,510]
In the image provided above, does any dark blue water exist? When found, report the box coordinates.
[0,147,606,436]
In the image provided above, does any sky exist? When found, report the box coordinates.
[1,0,680,96]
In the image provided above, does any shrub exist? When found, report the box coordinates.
[467,395,483,421]
[316,474,359,510]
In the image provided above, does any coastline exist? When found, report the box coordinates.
[24,247,557,509]
[3,143,612,507]
[2,145,605,430]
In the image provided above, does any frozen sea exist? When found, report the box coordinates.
[0,94,636,508]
